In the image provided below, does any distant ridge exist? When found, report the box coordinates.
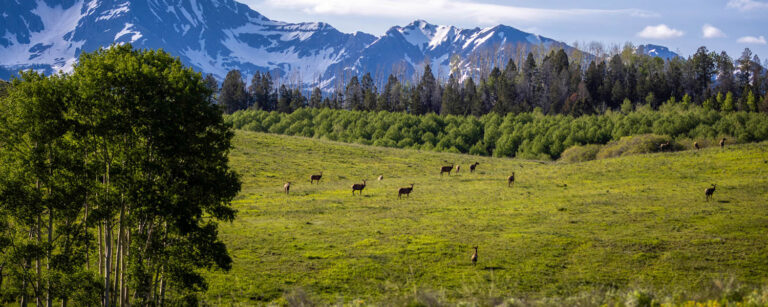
[1,0,677,87]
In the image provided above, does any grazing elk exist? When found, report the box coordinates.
[471,246,478,266]
[507,172,515,187]
[351,180,367,195]
[720,138,726,149]
[693,142,700,150]
[470,162,479,173]
[378,175,384,181]
[398,183,414,199]
[310,172,323,184]
[283,182,291,195]
[440,165,454,176]
[659,141,670,152]
[455,165,461,173]
[705,184,717,201]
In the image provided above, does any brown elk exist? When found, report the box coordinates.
[507,172,515,187]
[378,175,384,181]
[283,182,291,195]
[471,246,478,266]
[455,165,461,173]
[470,162,479,173]
[693,142,700,150]
[705,184,716,201]
[720,138,726,148]
[659,141,670,152]
[310,171,323,184]
[440,165,453,176]
[351,180,367,195]
[398,183,414,199]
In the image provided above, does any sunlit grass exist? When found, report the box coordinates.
[203,131,768,305]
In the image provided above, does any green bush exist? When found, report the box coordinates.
[559,144,602,163]
[225,107,768,160]
[596,134,672,159]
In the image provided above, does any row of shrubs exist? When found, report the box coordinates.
[226,104,768,161]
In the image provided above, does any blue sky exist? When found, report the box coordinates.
[239,0,767,61]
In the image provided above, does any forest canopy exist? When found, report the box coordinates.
[0,44,241,305]
[217,45,768,117]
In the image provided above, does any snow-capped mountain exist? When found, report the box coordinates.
[0,0,375,87]
[339,20,572,82]
[0,0,675,87]
[637,44,680,60]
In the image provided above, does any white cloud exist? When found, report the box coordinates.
[637,24,684,39]
[258,0,658,25]
[727,0,768,10]
[702,24,726,38]
[737,35,767,44]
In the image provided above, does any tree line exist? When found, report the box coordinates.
[0,45,241,306]
[227,105,768,160]
[215,45,768,116]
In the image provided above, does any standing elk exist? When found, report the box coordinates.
[470,162,479,173]
[310,172,323,184]
[471,246,478,266]
[351,180,367,195]
[440,165,454,176]
[720,138,726,149]
[659,141,670,152]
[693,142,700,150]
[283,182,291,195]
[378,175,384,181]
[705,184,717,201]
[507,172,515,187]
[398,183,414,199]
[455,165,461,173]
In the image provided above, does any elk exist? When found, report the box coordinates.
[471,246,478,266]
[283,182,291,195]
[693,142,700,150]
[378,175,384,181]
[659,141,670,152]
[720,138,726,148]
[705,184,717,201]
[310,171,323,184]
[470,162,479,173]
[455,165,461,173]
[507,172,515,187]
[398,183,414,199]
[351,180,367,195]
[440,165,453,176]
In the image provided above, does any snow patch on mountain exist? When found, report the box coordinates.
[0,0,85,72]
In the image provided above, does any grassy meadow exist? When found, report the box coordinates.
[203,131,768,305]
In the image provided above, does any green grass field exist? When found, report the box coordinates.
[203,131,768,305]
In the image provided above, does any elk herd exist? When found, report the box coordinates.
[285,138,726,201]
[277,138,729,265]
[281,161,520,199]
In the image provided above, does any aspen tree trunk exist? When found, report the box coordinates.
[98,222,103,277]
[36,215,42,307]
[47,205,53,307]
[104,220,112,307]
[114,202,125,307]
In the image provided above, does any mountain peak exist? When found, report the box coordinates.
[637,44,680,60]
[0,0,578,90]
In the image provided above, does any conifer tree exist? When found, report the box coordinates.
[220,70,248,114]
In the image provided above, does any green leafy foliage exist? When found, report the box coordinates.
[0,44,241,305]
[227,106,768,160]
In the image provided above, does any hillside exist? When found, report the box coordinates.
[203,131,768,305]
